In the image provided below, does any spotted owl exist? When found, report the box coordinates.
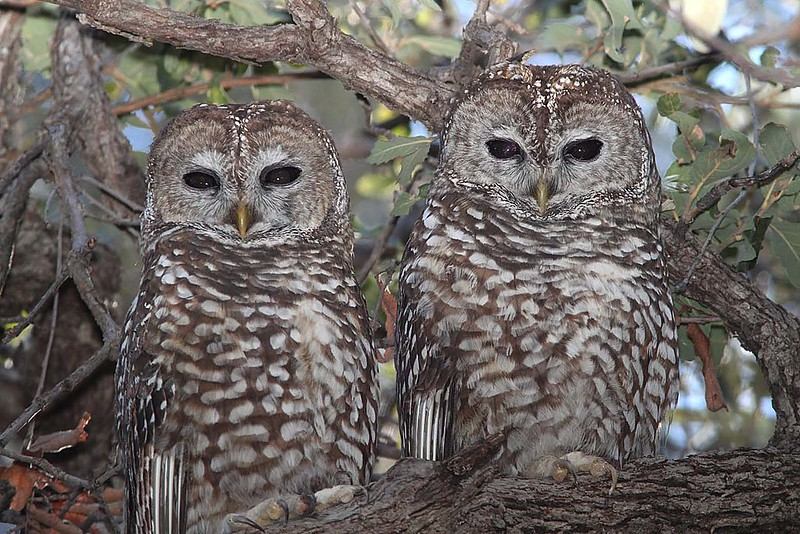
[115,101,378,533]
[396,63,679,476]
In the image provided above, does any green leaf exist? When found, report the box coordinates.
[381,0,403,27]
[403,36,462,58]
[657,93,681,116]
[417,0,442,11]
[123,115,151,129]
[228,0,288,25]
[766,217,800,287]
[206,84,230,104]
[397,144,428,186]
[391,191,418,216]
[759,123,796,166]
[671,130,754,189]
[367,136,431,165]
[537,23,590,54]
[600,0,643,63]
[760,46,780,68]
[356,172,395,198]
[737,216,772,271]
[660,16,682,41]
[21,13,58,73]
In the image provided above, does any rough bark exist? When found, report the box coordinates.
[258,437,800,533]
[52,16,145,210]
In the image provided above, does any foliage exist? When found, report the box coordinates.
[7,0,800,468]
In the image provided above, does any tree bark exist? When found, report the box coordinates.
[257,436,800,533]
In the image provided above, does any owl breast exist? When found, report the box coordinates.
[401,189,678,470]
[141,228,376,531]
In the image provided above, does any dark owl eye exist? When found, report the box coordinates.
[564,138,603,162]
[182,171,220,190]
[486,139,523,160]
[260,166,302,187]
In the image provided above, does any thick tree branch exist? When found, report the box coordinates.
[252,436,800,533]
[663,218,800,446]
[48,0,452,129]
[52,15,145,208]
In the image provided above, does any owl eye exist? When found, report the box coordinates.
[260,166,302,187]
[486,139,523,160]
[564,138,603,162]
[183,171,220,190]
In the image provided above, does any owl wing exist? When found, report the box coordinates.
[395,219,458,461]
[116,250,185,534]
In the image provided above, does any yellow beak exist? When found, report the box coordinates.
[536,181,550,213]
[236,203,251,238]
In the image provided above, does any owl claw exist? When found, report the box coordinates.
[223,485,363,532]
[523,452,618,495]
[562,451,619,495]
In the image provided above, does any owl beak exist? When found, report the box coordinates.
[235,203,251,238]
[535,180,550,214]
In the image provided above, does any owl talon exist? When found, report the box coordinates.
[523,454,576,483]
[224,485,361,532]
[562,451,619,495]
[312,483,362,511]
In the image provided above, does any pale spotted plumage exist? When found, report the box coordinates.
[116,101,378,533]
[396,63,679,471]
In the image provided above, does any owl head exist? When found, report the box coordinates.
[142,101,347,242]
[439,63,659,221]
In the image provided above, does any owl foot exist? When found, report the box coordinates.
[524,452,618,495]
[562,451,618,495]
[223,484,362,532]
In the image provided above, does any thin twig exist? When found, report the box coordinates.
[679,316,722,325]
[357,157,429,284]
[111,72,328,116]
[0,338,118,447]
[80,175,144,213]
[0,136,46,194]
[616,55,721,85]
[45,124,119,337]
[660,1,800,88]
[27,219,63,446]
[682,150,800,225]
[0,447,91,489]
[349,0,391,55]
[1,269,70,344]
[45,0,452,129]
[676,74,766,293]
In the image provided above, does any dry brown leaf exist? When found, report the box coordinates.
[0,463,37,511]
[376,276,397,364]
[686,323,729,412]
[28,412,91,454]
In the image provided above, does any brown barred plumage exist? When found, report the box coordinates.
[396,64,679,475]
[116,102,378,533]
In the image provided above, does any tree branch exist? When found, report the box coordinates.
[48,0,452,129]
[662,218,800,446]
[249,436,800,533]
[0,338,118,447]
[683,149,800,226]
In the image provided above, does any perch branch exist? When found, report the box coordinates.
[250,437,800,533]
[46,0,452,129]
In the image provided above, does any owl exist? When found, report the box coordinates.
[396,63,679,482]
[115,101,378,533]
